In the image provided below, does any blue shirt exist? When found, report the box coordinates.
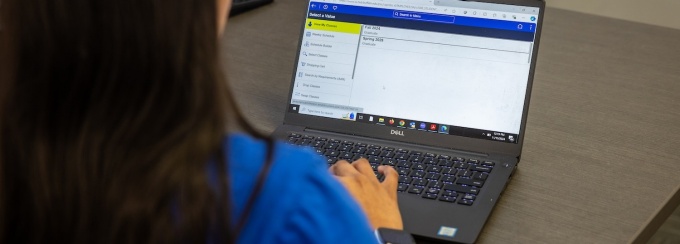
[221,134,376,243]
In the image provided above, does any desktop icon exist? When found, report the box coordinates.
[306,32,311,37]
[509,135,515,142]
[302,51,308,56]
[419,122,426,129]
[439,125,449,133]
[399,120,406,127]
[389,119,395,125]
[301,62,306,66]
[349,113,355,120]
[369,116,374,122]
[379,118,385,123]
[304,41,309,47]
[409,122,416,129]
[298,72,303,78]
[430,124,437,130]
[530,16,536,21]
[308,21,313,27]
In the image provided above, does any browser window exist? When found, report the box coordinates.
[290,0,540,143]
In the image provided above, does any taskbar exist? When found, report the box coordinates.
[355,113,519,144]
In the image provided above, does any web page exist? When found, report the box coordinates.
[290,0,540,143]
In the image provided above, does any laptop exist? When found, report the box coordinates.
[272,0,545,242]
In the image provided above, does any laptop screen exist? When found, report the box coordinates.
[288,0,541,144]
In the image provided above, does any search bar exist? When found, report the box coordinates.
[393,11,455,23]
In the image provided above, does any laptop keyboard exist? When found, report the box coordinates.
[286,133,495,206]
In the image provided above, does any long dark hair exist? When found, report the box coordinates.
[0,0,273,243]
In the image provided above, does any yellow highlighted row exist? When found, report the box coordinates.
[305,19,361,34]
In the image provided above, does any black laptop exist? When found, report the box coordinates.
[272,0,545,242]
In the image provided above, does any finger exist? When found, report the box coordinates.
[328,160,348,173]
[331,160,359,177]
[351,158,375,178]
[378,165,399,199]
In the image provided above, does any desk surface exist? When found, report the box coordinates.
[221,2,680,243]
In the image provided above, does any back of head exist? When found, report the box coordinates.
[0,0,234,242]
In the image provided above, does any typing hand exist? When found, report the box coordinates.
[330,158,403,230]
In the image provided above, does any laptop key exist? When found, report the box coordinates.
[383,147,396,151]
[439,196,456,202]
[438,155,451,160]
[444,184,480,194]
[442,191,458,197]
[408,155,423,163]
[342,140,354,145]
[425,153,437,158]
[423,193,438,199]
[442,175,456,183]
[443,168,457,175]
[458,199,474,206]
[411,170,426,178]
[399,175,413,184]
[438,159,453,167]
[396,148,409,154]
[381,158,397,166]
[366,149,380,156]
[412,163,426,171]
[454,162,469,169]
[368,156,381,164]
[324,150,339,157]
[397,183,409,192]
[368,145,381,150]
[396,161,412,169]
[337,145,351,152]
[379,151,396,158]
[395,153,409,160]
[482,161,496,167]
[397,169,411,176]
[413,178,428,186]
[350,147,367,154]
[422,158,435,165]
[457,170,473,177]
[409,151,423,156]
[425,173,441,180]
[463,194,477,200]
[473,172,489,181]
[339,152,353,160]
[408,186,424,194]
[471,166,492,173]
[457,178,485,187]
[428,181,444,189]
[426,166,442,173]
[289,133,302,138]
[426,187,440,195]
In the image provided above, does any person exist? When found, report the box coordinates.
[0,0,403,243]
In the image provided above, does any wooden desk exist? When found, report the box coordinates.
[221,2,680,243]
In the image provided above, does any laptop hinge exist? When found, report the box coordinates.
[304,128,489,158]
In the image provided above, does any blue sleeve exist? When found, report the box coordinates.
[273,150,377,244]
[227,135,377,244]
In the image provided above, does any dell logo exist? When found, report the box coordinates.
[390,130,405,136]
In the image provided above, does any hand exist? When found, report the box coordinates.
[329,158,403,230]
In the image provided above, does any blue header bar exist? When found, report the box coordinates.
[309,2,536,33]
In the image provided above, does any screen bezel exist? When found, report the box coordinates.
[282,0,546,157]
